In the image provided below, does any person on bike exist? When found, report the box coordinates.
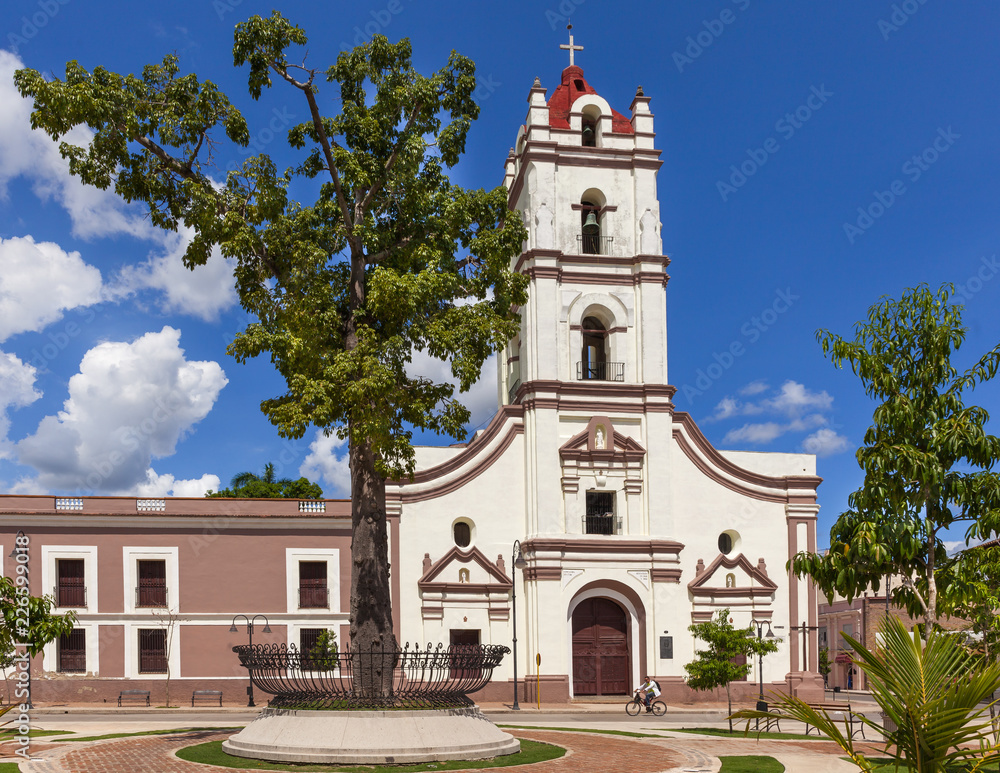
[635,675,660,712]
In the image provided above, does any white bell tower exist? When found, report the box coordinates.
[499,33,673,541]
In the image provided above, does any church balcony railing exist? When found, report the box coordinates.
[577,234,614,255]
[232,640,510,710]
[577,361,625,382]
[583,513,622,536]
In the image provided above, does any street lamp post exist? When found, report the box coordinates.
[9,532,31,709]
[511,540,527,711]
[229,614,271,707]
[753,620,781,704]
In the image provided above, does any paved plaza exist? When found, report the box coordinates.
[2,702,889,773]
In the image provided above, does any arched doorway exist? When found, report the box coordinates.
[571,597,629,695]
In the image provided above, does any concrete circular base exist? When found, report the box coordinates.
[221,705,521,764]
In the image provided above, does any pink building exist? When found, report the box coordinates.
[1,495,386,705]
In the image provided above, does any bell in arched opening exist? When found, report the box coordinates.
[580,205,601,254]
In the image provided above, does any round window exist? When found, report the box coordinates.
[453,521,471,548]
[718,533,732,554]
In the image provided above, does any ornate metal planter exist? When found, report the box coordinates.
[232,641,510,710]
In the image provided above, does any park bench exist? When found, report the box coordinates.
[804,701,866,739]
[191,690,223,707]
[117,690,150,707]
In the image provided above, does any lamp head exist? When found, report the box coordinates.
[229,624,238,633]
[262,624,272,634]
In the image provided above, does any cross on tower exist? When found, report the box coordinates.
[560,23,583,67]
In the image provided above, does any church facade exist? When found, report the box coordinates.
[0,57,824,705]
[392,59,824,702]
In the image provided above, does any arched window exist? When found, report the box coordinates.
[581,316,607,380]
[582,116,597,147]
[580,201,601,254]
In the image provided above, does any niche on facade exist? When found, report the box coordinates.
[688,553,777,601]
[559,416,645,501]
[418,546,513,621]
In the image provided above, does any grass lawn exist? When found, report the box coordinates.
[0,728,74,739]
[176,739,564,772]
[0,763,20,772]
[668,727,822,741]
[498,724,661,738]
[719,756,784,773]
[52,726,241,743]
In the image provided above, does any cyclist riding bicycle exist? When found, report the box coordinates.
[635,675,661,712]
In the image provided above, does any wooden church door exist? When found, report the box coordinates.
[572,597,630,695]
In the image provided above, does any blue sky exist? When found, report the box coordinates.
[1,0,998,548]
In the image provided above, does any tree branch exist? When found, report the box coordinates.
[357,102,423,215]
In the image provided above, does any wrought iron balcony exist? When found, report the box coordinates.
[577,234,614,255]
[298,586,330,609]
[135,585,168,608]
[232,640,510,710]
[583,513,622,536]
[577,361,625,382]
[54,584,87,608]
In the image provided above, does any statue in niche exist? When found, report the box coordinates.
[725,573,736,588]
[458,568,470,584]
[595,425,606,449]
[639,208,660,254]
[535,202,554,249]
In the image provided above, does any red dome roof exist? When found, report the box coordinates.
[547,66,635,135]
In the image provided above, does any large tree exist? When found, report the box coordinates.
[791,285,1000,633]
[15,13,528,675]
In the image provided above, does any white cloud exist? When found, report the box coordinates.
[0,50,156,241]
[15,326,227,493]
[134,469,221,497]
[406,349,499,431]
[0,235,104,341]
[723,422,785,445]
[300,431,351,497]
[765,380,833,416]
[110,228,238,321]
[0,350,41,458]
[739,380,769,396]
[802,428,850,457]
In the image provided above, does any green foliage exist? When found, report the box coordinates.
[718,756,785,773]
[791,284,1000,631]
[14,11,528,480]
[733,616,1000,772]
[685,609,781,732]
[308,629,339,670]
[207,462,323,499]
[818,646,832,680]
[0,575,76,666]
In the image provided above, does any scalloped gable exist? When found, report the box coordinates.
[688,553,778,598]
[418,546,512,593]
[559,415,646,463]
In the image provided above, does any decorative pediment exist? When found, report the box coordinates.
[559,416,646,464]
[688,553,777,598]
[418,546,512,595]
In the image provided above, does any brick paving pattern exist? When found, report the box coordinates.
[12,728,888,773]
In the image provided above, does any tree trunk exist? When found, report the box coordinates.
[925,516,937,635]
[348,436,397,697]
[726,683,733,733]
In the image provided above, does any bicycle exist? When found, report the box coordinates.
[625,691,666,716]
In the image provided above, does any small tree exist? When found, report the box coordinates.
[791,285,1000,634]
[151,607,186,708]
[0,575,76,702]
[309,629,339,671]
[818,646,832,686]
[685,609,780,732]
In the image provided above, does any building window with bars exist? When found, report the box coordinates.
[299,628,324,670]
[56,558,86,608]
[136,560,167,607]
[585,491,617,535]
[138,628,167,673]
[298,561,329,609]
[58,629,86,673]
